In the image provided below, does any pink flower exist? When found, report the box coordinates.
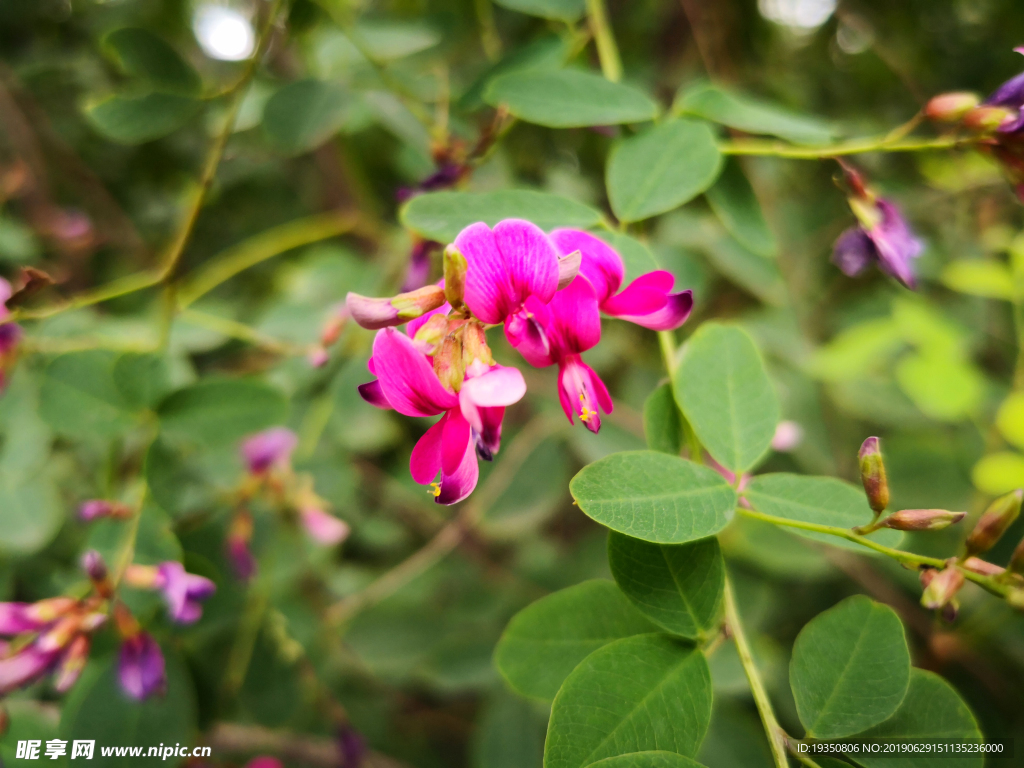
[118,632,166,700]
[549,229,693,331]
[0,278,21,392]
[240,427,298,475]
[455,219,580,353]
[156,562,216,624]
[360,327,526,504]
[513,277,611,433]
[78,499,132,522]
[300,507,350,546]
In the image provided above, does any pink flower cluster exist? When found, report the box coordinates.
[347,220,693,504]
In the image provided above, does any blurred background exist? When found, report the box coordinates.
[0,0,1023,766]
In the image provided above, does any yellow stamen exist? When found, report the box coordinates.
[429,482,442,497]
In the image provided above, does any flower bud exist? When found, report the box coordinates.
[461,321,493,369]
[443,246,467,311]
[346,285,446,330]
[924,92,980,122]
[941,600,959,623]
[53,634,90,693]
[1008,589,1024,610]
[962,556,1006,577]
[962,105,1017,132]
[966,489,1022,557]
[433,335,465,392]
[81,550,107,583]
[78,499,133,522]
[413,313,450,351]
[1009,537,1024,576]
[882,508,966,532]
[858,437,889,516]
[921,561,965,610]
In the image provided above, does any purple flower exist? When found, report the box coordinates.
[337,724,366,768]
[240,427,298,475]
[300,507,350,546]
[78,499,131,522]
[155,562,216,624]
[986,48,1024,108]
[0,277,21,392]
[0,642,61,695]
[401,239,437,292]
[118,632,166,700]
[833,198,923,289]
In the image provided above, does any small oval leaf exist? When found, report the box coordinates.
[643,382,683,455]
[85,93,200,144]
[494,580,658,702]
[263,79,350,155]
[157,379,287,447]
[607,118,723,222]
[608,532,724,639]
[589,753,708,768]
[486,69,659,128]
[545,634,712,768]
[704,158,776,258]
[675,323,779,473]
[790,595,911,739]
[570,451,737,544]
[104,28,202,96]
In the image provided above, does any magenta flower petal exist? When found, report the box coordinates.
[473,406,506,460]
[456,223,510,324]
[0,603,45,635]
[240,427,298,475]
[832,227,875,277]
[550,229,623,304]
[245,758,284,768]
[410,416,446,484]
[493,219,560,306]
[118,632,166,701]
[358,380,392,409]
[435,432,479,505]
[601,271,672,317]
[558,355,612,433]
[460,366,527,409]
[156,562,215,624]
[0,643,58,694]
[300,508,350,546]
[441,409,473,476]
[372,329,458,417]
[614,289,693,331]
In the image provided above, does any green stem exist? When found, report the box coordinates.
[473,0,502,61]
[180,309,307,355]
[724,576,789,768]
[736,506,1010,597]
[586,0,622,82]
[177,211,359,309]
[718,134,971,159]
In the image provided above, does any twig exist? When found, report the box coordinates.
[724,575,790,768]
[718,134,972,159]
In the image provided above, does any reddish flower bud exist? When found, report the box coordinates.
[921,561,965,610]
[81,550,109,589]
[924,92,980,122]
[963,105,1017,132]
[966,489,1023,557]
[882,509,966,532]
[52,634,90,693]
[78,499,133,522]
[443,246,467,310]
[346,285,446,330]
[1009,537,1024,576]
[433,335,465,393]
[962,556,1006,577]
[858,437,889,515]
[461,321,493,369]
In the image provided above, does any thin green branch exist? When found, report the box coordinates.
[179,309,309,356]
[11,270,162,322]
[736,506,1011,597]
[586,0,622,82]
[724,576,790,768]
[718,134,972,159]
[177,211,359,309]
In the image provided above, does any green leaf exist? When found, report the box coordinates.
[848,669,983,768]
[157,379,287,447]
[104,28,202,96]
[473,688,548,768]
[61,649,197,767]
[674,323,779,472]
[401,189,603,243]
[941,260,1013,300]
[494,580,657,702]
[588,754,708,768]
[354,19,441,60]
[790,595,911,739]
[493,0,586,21]
[570,451,737,544]
[643,382,683,455]
[894,352,983,422]
[545,634,712,768]
[675,82,833,145]
[607,119,722,222]
[113,352,172,410]
[0,701,59,767]
[85,92,200,144]
[972,451,1024,495]
[742,473,904,551]
[0,471,62,556]
[608,533,723,639]
[486,70,660,128]
[39,351,138,438]
[263,79,351,155]
[704,159,776,258]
